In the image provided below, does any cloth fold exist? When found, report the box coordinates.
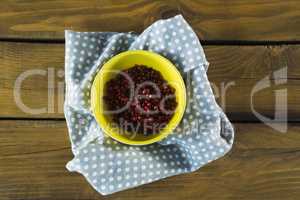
[64,15,234,195]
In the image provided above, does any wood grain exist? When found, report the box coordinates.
[0,42,299,121]
[0,120,300,200]
[0,0,299,41]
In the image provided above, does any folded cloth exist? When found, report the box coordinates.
[64,15,234,195]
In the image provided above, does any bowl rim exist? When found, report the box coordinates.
[91,50,186,145]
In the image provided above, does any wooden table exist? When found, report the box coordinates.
[1,1,300,199]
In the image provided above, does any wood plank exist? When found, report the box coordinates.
[1,42,299,121]
[0,0,300,41]
[0,42,64,118]
[0,120,300,200]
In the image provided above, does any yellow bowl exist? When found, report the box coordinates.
[91,50,186,145]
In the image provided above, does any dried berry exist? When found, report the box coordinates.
[103,65,177,135]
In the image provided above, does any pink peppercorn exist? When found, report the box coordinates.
[103,65,177,135]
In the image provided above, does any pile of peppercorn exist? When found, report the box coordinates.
[103,65,177,135]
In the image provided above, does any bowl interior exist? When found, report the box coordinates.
[91,50,186,145]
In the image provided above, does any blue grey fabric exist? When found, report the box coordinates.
[64,15,234,195]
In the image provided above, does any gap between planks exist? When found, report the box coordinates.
[2,37,300,46]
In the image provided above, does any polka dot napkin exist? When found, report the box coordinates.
[64,15,234,195]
